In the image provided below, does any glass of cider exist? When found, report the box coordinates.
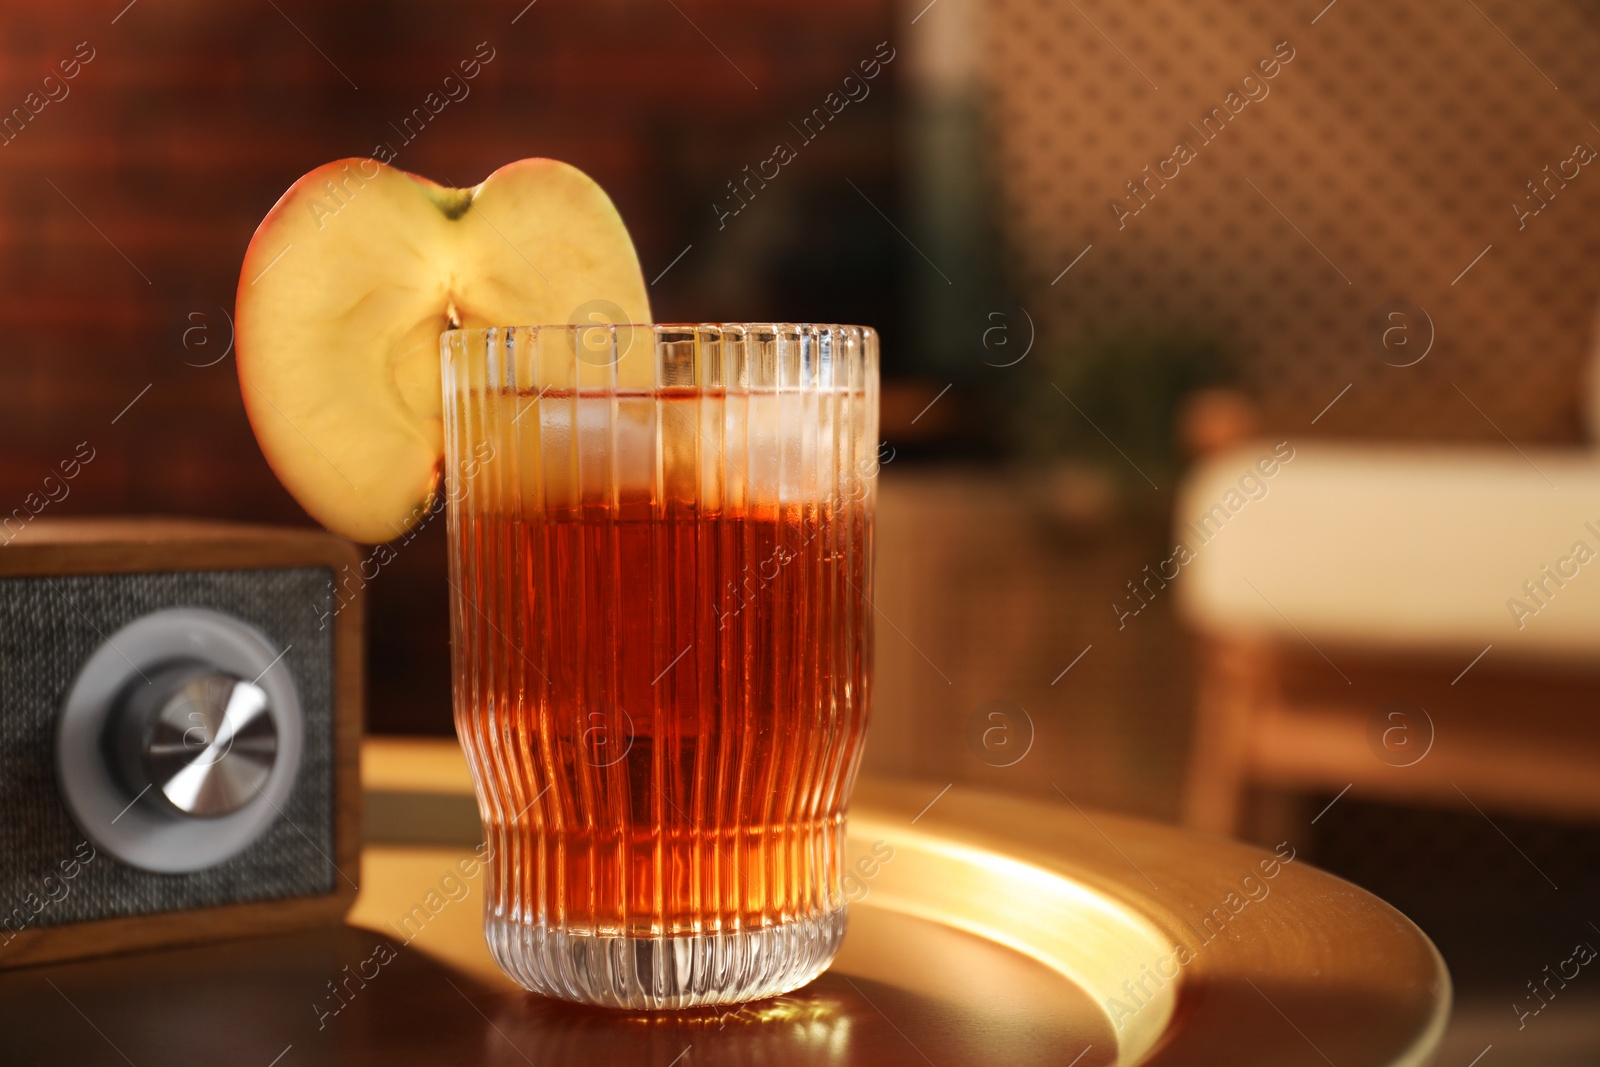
[441,322,879,1009]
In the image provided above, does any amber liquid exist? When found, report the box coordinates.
[453,504,872,938]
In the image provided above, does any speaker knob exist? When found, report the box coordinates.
[112,663,279,818]
[58,607,304,873]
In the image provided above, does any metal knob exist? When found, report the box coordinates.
[113,662,278,818]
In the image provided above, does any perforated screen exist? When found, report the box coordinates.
[985,0,1600,442]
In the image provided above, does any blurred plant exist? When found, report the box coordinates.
[1017,331,1238,490]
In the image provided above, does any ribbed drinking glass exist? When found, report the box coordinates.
[441,322,878,1009]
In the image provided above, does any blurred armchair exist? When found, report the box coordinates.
[1175,390,1600,839]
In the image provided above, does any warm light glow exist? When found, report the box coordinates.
[848,817,1178,1061]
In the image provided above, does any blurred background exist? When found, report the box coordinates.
[4,0,1600,1059]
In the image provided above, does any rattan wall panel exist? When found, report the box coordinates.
[985,0,1600,441]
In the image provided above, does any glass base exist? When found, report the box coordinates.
[484,906,849,1010]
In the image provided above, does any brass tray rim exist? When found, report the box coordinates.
[360,741,1453,1066]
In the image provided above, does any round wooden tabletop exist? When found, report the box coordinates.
[0,765,1449,1066]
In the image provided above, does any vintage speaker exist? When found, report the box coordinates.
[0,518,362,966]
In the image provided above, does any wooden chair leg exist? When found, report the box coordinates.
[1242,787,1309,848]
[1183,638,1274,837]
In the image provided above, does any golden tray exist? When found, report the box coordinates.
[353,738,1449,1066]
[0,738,1447,1065]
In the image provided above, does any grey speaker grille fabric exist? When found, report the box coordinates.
[0,567,337,928]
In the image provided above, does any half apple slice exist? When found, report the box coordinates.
[236,158,651,543]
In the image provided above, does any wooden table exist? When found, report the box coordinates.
[0,739,1449,1065]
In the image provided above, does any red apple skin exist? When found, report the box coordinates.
[236,158,650,543]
